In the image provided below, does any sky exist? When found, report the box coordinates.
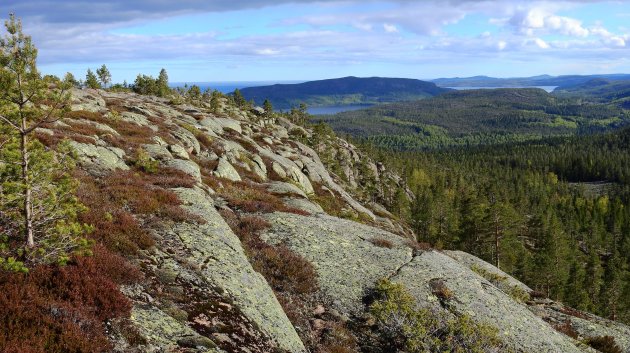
[2,0,630,83]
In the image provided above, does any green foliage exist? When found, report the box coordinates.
[131,148,159,174]
[0,15,90,267]
[85,68,100,89]
[369,279,507,353]
[232,88,247,107]
[96,64,111,88]
[320,88,629,150]
[0,139,91,266]
[133,68,170,97]
[263,99,273,117]
[238,76,448,110]
[210,89,222,112]
[354,125,630,323]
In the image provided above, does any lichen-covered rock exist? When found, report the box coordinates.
[171,125,201,155]
[71,88,107,112]
[129,305,220,352]
[391,251,583,353]
[213,158,241,182]
[165,159,201,182]
[142,144,172,161]
[282,198,324,215]
[445,250,532,293]
[68,141,128,175]
[529,299,630,351]
[262,212,412,315]
[169,144,190,160]
[121,111,152,127]
[266,181,308,199]
[172,188,305,352]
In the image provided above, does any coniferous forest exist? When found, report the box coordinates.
[349,123,630,324]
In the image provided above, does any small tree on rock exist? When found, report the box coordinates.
[96,64,111,88]
[85,68,100,89]
[0,14,89,268]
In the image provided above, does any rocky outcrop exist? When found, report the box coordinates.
[59,88,630,353]
[262,213,412,316]
[69,141,129,176]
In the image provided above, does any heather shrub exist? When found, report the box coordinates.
[584,336,623,353]
[369,237,394,249]
[222,211,317,294]
[0,245,137,353]
[216,180,309,215]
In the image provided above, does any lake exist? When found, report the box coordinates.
[446,86,558,93]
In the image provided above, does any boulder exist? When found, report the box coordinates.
[171,126,201,155]
[68,141,128,176]
[165,159,201,183]
[121,111,152,127]
[213,158,241,182]
[142,144,172,161]
[266,181,308,199]
[168,144,190,160]
[71,88,107,112]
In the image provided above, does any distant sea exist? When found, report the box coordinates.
[446,86,558,93]
[170,81,303,94]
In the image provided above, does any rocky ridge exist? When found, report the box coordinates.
[36,88,630,353]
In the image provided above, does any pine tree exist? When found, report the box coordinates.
[85,68,100,89]
[600,250,624,320]
[564,260,590,311]
[232,88,246,107]
[157,68,169,97]
[0,14,89,268]
[95,64,111,88]
[263,99,273,117]
[210,90,221,112]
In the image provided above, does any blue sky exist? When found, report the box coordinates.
[2,1,630,83]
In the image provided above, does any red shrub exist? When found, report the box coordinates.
[0,247,135,353]
[369,237,394,249]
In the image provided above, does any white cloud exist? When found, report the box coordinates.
[509,7,589,37]
[533,37,550,49]
[255,48,280,55]
[383,23,399,33]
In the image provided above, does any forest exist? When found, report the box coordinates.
[350,125,630,324]
[320,88,630,150]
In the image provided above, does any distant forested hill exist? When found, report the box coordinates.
[553,79,630,105]
[318,88,630,150]
[239,76,451,109]
[432,74,630,88]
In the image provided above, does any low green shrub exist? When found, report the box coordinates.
[369,279,509,353]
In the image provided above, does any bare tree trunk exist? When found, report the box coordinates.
[20,129,34,248]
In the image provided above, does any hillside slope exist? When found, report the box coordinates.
[319,88,630,150]
[29,89,630,352]
[239,76,450,109]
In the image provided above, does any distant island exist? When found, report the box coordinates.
[239,76,451,110]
